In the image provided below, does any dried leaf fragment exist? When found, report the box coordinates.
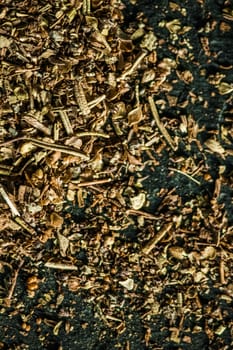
[50,212,64,228]
[168,246,187,260]
[0,35,11,48]
[119,278,134,291]
[205,139,225,156]
[218,82,233,95]
[128,106,143,126]
[165,19,181,34]
[141,69,156,83]
[19,142,37,155]
[57,232,69,257]
[53,321,63,336]
[200,246,216,260]
[27,276,39,292]
[140,32,157,51]
[130,193,146,210]
[74,81,91,116]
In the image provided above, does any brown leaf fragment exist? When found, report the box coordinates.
[130,193,146,210]
[119,278,134,291]
[168,246,187,260]
[128,106,143,126]
[57,232,69,257]
[205,139,225,157]
[22,115,51,136]
[200,246,216,260]
[0,35,11,48]
[141,69,156,84]
[126,150,142,165]
[50,212,64,228]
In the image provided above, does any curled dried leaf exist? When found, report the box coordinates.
[200,246,216,260]
[168,246,187,260]
[57,232,69,257]
[27,276,39,291]
[128,106,143,126]
[19,142,37,155]
[218,82,233,95]
[141,69,156,84]
[118,38,134,52]
[130,193,146,210]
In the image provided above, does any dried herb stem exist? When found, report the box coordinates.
[5,259,24,307]
[0,165,13,176]
[0,185,20,217]
[75,131,109,139]
[0,137,90,160]
[58,110,73,135]
[142,223,173,254]
[22,115,51,136]
[148,96,177,151]
[118,51,147,81]
[88,94,106,109]
[168,167,201,185]
[71,178,112,186]
[44,262,78,270]
[126,209,158,220]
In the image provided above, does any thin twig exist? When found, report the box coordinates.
[14,216,36,235]
[0,164,13,176]
[0,184,36,235]
[168,167,201,185]
[5,259,24,307]
[76,131,109,138]
[44,262,78,270]
[148,96,177,151]
[142,223,173,254]
[71,178,112,186]
[0,137,90,160]
[219,254,226,284]
[126,209,158,220]
[88,94,106,109]
[118,51,147,81]
[0,185,20,217]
